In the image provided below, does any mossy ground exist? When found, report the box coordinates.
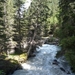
[7,53,27,63]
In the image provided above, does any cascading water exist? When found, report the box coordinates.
[12,44,74,75]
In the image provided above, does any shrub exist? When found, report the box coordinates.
[0,70,6,75]
[60,36,75,49]
[65,50,75,72]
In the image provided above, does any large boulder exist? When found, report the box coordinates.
[0,58,22,75]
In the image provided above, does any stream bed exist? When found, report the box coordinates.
[12,44,74,75]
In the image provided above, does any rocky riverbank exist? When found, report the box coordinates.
[0,53,27,75]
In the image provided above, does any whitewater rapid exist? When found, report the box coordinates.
[12,44,74,75]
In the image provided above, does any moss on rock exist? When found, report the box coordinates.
[7,53,27,63]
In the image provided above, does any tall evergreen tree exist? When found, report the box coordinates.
[4,0,16,54]
[13,0,25,53]
[21,0,53,57]
[0,0,5,53]
[57,0,75,72]
[26,0,51,37]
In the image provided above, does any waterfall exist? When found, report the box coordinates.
[12,44,74,75]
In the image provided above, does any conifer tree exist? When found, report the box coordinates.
[21,0,52,57]
[25,0,51,37]
[13,0,25,53]
[0,0,5,53]
[5,0,16,54]
[57,0,75,72]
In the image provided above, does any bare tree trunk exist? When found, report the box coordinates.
[27,28,36,58]
[17,8,21,51]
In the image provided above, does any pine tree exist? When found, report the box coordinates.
[21,0,52,57]
[0,0,6,53]
[26,0,51,37]
[57,0,75,72]
[5,0,16,54]
[13,0,25,53]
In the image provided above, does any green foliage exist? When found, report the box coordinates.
[24,0,59,37]
[13,0,25,51]
[0,0,6,53]
[56,0,75,72]
[48,0,59,24]
[60,36,75,72]
[0,0,62,56]
[60,36,75,49]
[65,50,75,72]
[0,0,59,56]
[24,0,50,37]
[0,70,6,75]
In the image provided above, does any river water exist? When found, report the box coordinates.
[12,44,74,75]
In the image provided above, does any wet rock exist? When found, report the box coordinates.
[59,67,71,74]
[52,59,59,65]
[60,67,66,72]
[0,59,22,75]
[31,54,36,57]
[28,53,36,58]
[67,71,71,74]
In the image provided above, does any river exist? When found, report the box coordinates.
[12,44,74,75]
